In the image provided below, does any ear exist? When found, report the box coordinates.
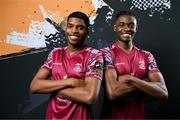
[135,25,138,32]
[87,29,89,34]
[113,25,117,32]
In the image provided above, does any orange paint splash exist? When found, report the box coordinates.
[0,0,96,56]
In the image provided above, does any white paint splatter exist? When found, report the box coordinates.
[131,0,171,16]
[6,20,57,48]
[5,5,58,48]
[89,16,96,25]
[91,0,113,23]
[91,0,107,11]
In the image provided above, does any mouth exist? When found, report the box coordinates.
[121,32,133,38]
[69,35,79,41]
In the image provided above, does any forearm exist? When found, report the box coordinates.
[108,82,136,100]
[57,80,101,105]
[130,77,168,99]
[105,70,136,100]
[30,78,71,94]
[58,87,93,104]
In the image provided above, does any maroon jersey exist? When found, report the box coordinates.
[42,45,103,120]
[101,41,159,119]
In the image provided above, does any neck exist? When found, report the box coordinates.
[117,40,133,52]
[67,43,84,55]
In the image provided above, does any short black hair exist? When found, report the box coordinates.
[115,10,136,21]
[67,11,89,28]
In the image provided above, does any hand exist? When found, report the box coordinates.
[67,78,85,88]
[118,75,137,90]
[144,77,150,82]
[117,75,136,88]
[118,74,133,83]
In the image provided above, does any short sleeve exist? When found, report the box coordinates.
[101,48,115,69]
[145,51,160,73]
[86,50,104,81]
[41,50,54,71]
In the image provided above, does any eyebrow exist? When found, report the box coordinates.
[118,22,135,24]
[67,23,86,28]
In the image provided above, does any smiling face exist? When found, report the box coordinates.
[65,17,88,46]
[114,15,137,44]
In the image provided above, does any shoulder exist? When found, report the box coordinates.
[47,47,66,59]
[85,46,102,55]
[101,43,115,54]
[101,43,115,51]
[135,47,153,56]
[135,47,156,61]
[49,47,65,54]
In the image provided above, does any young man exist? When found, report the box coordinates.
[30,11,103,119]
[101,11,168,119]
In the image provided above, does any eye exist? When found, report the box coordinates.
[119,23,124,27]
[78,25,86,30]
[128,23,135,29]
[67,24,73,28]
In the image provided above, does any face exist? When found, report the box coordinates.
[65,17,88,46]
[114,15,137,43]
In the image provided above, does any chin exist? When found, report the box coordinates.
[69,39,78,44]
[120,39,130,43]
[69,42,78,45]
[69,41,83,46]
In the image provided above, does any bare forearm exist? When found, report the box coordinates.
[58,87,94,104]
[58,80,101,105]
[30,68,73,94]
[105,70,136,100]
[30,79,71,94]
[106,76,136,100]
[130,78,168,99]
[115,85,136,97]
[108,83,136,100]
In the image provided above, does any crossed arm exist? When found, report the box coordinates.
[104,69,168,100]
[30,68,101,105]
[57,77,101,105]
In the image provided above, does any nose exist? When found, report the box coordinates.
[124,25,130,31]
[71,26,78,34]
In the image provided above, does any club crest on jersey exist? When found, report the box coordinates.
[73,63,82,72]
[139,61,145,69]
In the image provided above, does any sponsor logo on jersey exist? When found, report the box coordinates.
[131,72,135,76]
[56,96,71,104]
[115,62,125,65]
[53,62,62,65]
